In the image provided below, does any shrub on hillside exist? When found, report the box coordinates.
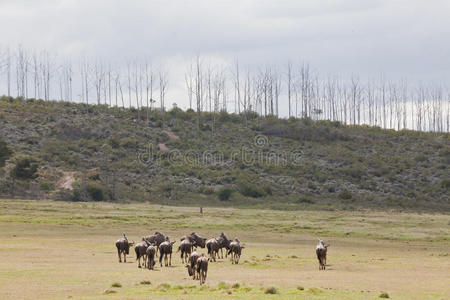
[237,181,266,198]
[86,183,105,201]
[0,136,12,168]
[338,189,352,200]
[295,196,315,204]
[40,181,54,192]
[218,187,233,201]
[10,157,39,180]
[439,178,450,190]
[342,164,364,180]
[199,186,215,195]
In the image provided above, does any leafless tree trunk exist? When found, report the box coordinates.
[159,67,168,111]
[286,61,293,118]
[194,56,204,133]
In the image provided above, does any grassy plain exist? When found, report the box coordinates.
[0,199,449,299]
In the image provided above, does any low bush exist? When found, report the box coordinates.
[338,189,352,200]
[40,181,54,192]
[218,187,233,201]
[439,178,450,190]
[295,197,315,204]
[238,181,266,198]
[0,136,12,168]
[87,183,105,201]
[264,286,278,294]
[10,157,39,180]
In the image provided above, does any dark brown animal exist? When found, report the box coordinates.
[316,239,329,270]
[134,238,150,268]
[206,238,220,262]
[178,238,194,264]
[145,232,165,257]
[159,238,176,267]
[217,232,231,258]
[228,238,244,264]
[181,232,207,249]
[186,251,200,280]
[115,234,133,263]
[146,245,156,270]
[196,254,209,285]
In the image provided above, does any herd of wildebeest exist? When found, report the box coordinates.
[116,232,329,285]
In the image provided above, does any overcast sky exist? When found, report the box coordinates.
[0,0,449,110]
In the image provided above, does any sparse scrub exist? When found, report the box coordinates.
[264,286,278,294]
[217,282,230,290]
[338,189,352,200]
[0,98,448,211]
[218,187,233,201]
[307,287,323,294]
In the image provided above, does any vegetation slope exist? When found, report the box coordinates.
[0,96,448,211]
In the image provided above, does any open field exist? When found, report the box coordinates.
[0,199,449,299]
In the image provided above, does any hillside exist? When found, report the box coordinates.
[0,96,449,211]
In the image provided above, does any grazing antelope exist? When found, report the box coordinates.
[228,238,244,264]
[206,238,220,262]
[135,238,150,268]
[178,238,194,264]
[196,254,209,285]
[159,237,176,267]
[181,232,207,250]
[316,239,329,270]
[217,232,231,258]
[145,232,165,257]
[186,251,200,280]
[146,245,156,270]
[115,234,134,263]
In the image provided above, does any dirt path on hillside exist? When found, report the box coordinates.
[158,143,170,152]
[158,130,179,152]
[57,172,76,190]
[163,129,179,140]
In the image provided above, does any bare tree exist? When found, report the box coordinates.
[232,59,241,114]
[194,56,204,133]
[286,61,293,118]
[159,66,168,111]
[144,60,154,121]
[300,63,311,118]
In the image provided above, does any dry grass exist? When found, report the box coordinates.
[0,199,449,299]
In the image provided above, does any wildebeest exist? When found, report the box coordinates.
[181,232,207,250]
[186,251,200,280]
[134,238,150,268]
[228,238,244,264]
[316,239,329,270]
[196,254,209,285]
[178,238,194,264]
[146,245,156,270]
[159,237,176,267]
[115,234,134,263]
[206,238,220,262]
[217,232,231,258]
[145,232,165,257]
